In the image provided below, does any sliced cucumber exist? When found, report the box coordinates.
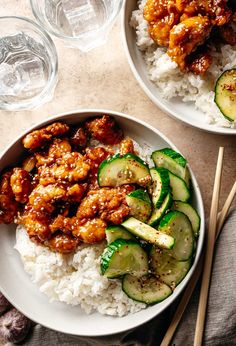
[126,189,152,222]
[148,192,172,227]
[172,201,200,237]
[105,225,135,244]
[214,69,236,121]
[169,171,190,202]
[122,274,172,304]
[100,239,148,278]
[149,168,170,208]
[158,211,194,261]
[152,148,190,187]
[150,247,191,288]
[122,217,175,249]
[98,154,151,187]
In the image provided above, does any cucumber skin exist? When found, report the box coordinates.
[150,168,170,208]
[126,189,152,223]
[172,201,200,237]
[168,171,191,202]
[148,192,172,227]
[214,69,236,122]
[127,189,151,203]
[100,239,148,277]
[153,148,187,168]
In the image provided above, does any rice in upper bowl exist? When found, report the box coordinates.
[130,0,236,129]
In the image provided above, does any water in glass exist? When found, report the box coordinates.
[0,33,49,102]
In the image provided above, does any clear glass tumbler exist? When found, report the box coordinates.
[30,0,124,51]
[0,16,58,111]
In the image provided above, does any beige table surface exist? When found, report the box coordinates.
[0,1,236,216]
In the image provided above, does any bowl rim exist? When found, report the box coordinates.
[121,0,236,136]
[0,109,205,337]
[0,16,58,111]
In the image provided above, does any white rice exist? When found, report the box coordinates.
[14,139,152,317]
[130,0,236,128]
[15,225,146,317]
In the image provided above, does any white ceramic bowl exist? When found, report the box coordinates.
[0,109,205,337]
[122,0,236,135]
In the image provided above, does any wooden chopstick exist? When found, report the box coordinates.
[160,180,236,346]
[193,146,224,346]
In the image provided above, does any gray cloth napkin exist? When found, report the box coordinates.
[7,208,236,346]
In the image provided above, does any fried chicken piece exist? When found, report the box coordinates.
[38,152,90,183]
[50,216,106,244]
[19,206,51,241]
[187,49,212,74]
[119,138,135,156]
[73,218,106,243]
[144,0,180,46]
[28,184,67,213]
[85,115,123,145]
[76,187,130,224]
[36,138,72,167]
[168,16,212,71]
[23,122,70,150]
[67,183,87,203]
[10,168,32,204]
[70,127,88,149]
[47,233,79,254]
[0,172,18,224]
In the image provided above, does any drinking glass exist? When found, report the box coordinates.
[30,0,124,51]
[0,17,58,111]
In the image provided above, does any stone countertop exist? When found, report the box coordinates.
[0,1,235,216]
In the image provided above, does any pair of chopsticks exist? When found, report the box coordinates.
[161,147,236,346]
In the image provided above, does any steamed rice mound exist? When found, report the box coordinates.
[15,225,146,317]
[131,0,236,129]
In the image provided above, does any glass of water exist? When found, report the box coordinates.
[0,16,58,111]
[30,0,124,51]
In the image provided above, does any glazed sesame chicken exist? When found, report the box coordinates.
[0,172,18,224]
[85,115,124,145]
[23,122,70,150]
[144,0,234,74]
[47,233,79,254]
[119,138,135,156]
[0,116,145,253]
[10,168,32,204]
[168,16,212,72]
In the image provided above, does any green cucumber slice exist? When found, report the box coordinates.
[100,239,148,278]
[214,69,236,121]
[149,168,170,208]
[158,211,194,260]
[148,192,172,227]
[98,154,151,187]
[122,274,172,304]
[126,189,152,222]
[150,247,191,288]
[152,148,190,187]
[122,217,175,249]
[105,225,135,244]
[169,171,190,202]
[172,201,200,237]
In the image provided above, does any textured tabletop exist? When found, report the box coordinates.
[0,1,236,215]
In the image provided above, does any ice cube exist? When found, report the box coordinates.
[0,57,46,97]
[61,0,106,36]
[0,63,25,96]
[14,57,46,93]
